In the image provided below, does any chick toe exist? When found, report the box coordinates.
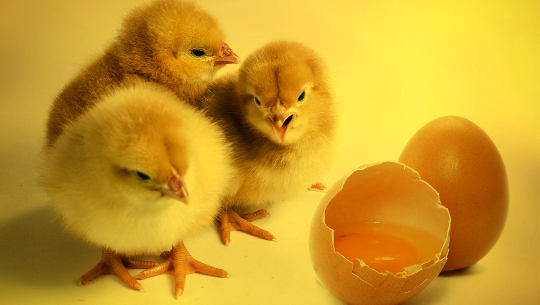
[135,242,227,297]
[241,209,270,222]
[79,248,154,291]
[308,182,327,191]
[218,208,275,245]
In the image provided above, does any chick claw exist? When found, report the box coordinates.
[218,208,275,245]
[135,242,227,298]
[79,248,157,291]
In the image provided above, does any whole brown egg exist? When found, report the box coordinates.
[399,116,508,271]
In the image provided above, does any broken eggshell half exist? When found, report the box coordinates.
[309,162,451,305]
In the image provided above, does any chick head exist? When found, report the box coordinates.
[236,41,332,145]
[85,84,193,207]
[119,0,238,85]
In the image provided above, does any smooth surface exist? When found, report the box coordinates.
[399,116,509,271]
[0,0,538,304]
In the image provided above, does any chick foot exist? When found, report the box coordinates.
[218,208,275,245]
[79,247,157,291]
[308,182,327,191]
[135,242,227,297]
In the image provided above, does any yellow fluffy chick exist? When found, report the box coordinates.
[42,82,233,296]
[203,41,336,244]
[46,0,238,147]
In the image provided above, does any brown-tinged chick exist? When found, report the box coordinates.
[46,0,238,147]
[203,41,336,245]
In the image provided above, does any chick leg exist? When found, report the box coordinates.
[79,248,157,291]
[218,208,275,245]
[135,242,227,297]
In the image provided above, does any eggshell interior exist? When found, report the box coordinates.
[310,162,451,305]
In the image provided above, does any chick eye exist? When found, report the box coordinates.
[297,90,306,102]
[136,171,151,180]
[254,97,261,106]
[190,49,206,57]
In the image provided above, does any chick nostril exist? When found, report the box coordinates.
[283,115,294,127]
[270,114,279,123]
[169,177,184,192]
[222,42,233,56]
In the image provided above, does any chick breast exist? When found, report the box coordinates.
[204,41,337,211]
[42,82,233,255]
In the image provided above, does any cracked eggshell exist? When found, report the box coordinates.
[309,162,451,305]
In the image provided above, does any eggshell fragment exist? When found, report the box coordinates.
[309,162,450,305]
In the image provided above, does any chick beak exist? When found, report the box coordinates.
[215,41,239,65]
[269,113,296,144]
[162,175,189,204]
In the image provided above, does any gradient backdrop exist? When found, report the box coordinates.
[0,0,538,304]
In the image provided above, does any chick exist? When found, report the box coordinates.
[46,0,238,147]
[203,41,336,244]
[42,82,233,296]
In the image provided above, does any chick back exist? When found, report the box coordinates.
[46,50,126,147]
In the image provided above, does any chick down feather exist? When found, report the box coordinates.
[42,82,233,255]
[204,41,336,211]
[46,0,238,147]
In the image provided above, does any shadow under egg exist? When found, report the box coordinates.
[439,264,482,277]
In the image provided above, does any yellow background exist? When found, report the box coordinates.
[0,0,538,304]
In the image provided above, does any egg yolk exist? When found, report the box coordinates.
[334,223,439,274]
